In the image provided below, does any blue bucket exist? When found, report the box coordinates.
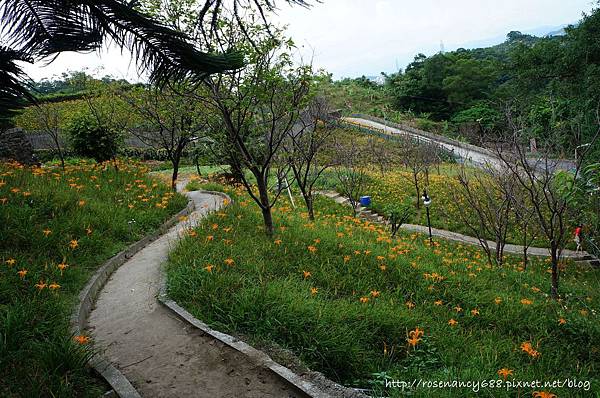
[359,196,371,207]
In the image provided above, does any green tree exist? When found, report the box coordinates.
[67,110,121,163]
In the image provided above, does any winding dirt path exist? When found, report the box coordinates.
[88,190,307,398]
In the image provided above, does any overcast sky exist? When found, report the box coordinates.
[21,0,597,82]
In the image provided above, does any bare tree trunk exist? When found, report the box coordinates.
[413,172,421,209]
[171,154,180,191]
[194,155,202,177]
[171,165,179,191]
[305,194,315,221]
[522,227,529,269]
[51,135,65,170]
[550,244,560,299]
[256,175,274,237]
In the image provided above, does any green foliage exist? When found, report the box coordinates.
[0,160,187,396]
[451,103,502,130]
[381,10,600,155]
[185,180,227,192]
[166,188,600,396]
[66,111,121,163]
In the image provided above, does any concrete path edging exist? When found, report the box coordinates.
[70,199,195,398]
[158,190,365,398]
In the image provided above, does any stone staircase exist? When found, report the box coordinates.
[317,190,387,224]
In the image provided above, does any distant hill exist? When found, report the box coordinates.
[455,29,566,64]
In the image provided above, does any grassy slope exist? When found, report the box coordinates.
[317,162,572,249]
[0,160,187,397]
[166,184,600,397]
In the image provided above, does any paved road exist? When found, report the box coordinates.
[88,191,306,398]
[343,117,502,168]
[343,117,577,172]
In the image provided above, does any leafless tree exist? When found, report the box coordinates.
[31,103,65,169]
[122,85,208,190]
[284,96,336,220]
[494,107,600,298]
[396,138,442,209]
[507,181,537,269]
[455,164,512,267]
[368,136,395,177]
[332,138,369,216]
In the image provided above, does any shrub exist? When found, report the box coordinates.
[66,111,121,162]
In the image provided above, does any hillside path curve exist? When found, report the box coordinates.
[88,190,307,398]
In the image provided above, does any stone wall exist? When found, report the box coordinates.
[0,128,37,165]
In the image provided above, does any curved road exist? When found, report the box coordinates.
[88,191,306,398]
[342,117,502,168]
[342,116,576,172]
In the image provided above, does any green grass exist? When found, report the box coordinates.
[151,164,229,175]
[166,185,600,397]
[185,179,227,193]
[0,159,187,397]
[316,164,574,249]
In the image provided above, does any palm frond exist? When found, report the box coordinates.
[0,0,246,84]
[0,47,35,122]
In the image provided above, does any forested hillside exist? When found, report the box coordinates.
[321,9,600,158]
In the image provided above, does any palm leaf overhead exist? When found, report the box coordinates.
[0,0,312,120]
[0,0,246,84]
[0,47,35,126]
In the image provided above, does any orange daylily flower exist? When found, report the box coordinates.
[303,271,311,279]
[58,263,69,275]
[520,341,541,358]
[274,239,282,245]
[520,299,533,305]
[311,287,318,295]
[35,281,47,290]
[370,290,380,298]
[204,264,214,272]
[532,392,556,398]
[470,308,480,316]
[74,335,90,344]
[43,228,52,237]
[558,318,567,325]
[434,300,443,306]
[69,240,78,249]
[17,269,27,278]
[49,282,61,290]
[224,258,234,266]
[407,335,421,348]
[497,368,513,380]
[405,301,415,309]
[307,245,317,253]
[5,258,16,266]
[448,318,458,326]
[360,296,369,303]
[409,327,424,339]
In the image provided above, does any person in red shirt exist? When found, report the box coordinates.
[574,225,583,253]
